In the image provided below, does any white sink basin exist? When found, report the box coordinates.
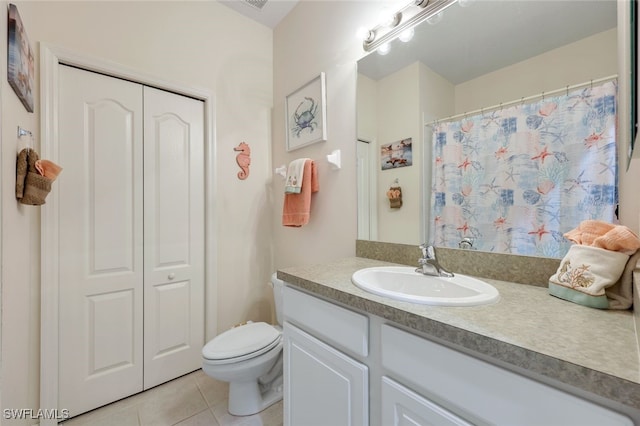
[351,266,500,306]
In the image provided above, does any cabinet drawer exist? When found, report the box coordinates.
[283,285,368,357]
[381,324,632,426]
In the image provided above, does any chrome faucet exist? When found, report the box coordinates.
[459,237,474,250]
[416,244,454,277]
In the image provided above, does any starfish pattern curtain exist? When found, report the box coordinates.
[430,80,618,258]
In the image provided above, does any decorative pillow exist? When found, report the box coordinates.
[549,245,629,309]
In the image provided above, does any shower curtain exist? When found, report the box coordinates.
[430,80,618,258]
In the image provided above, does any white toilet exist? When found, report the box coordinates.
[202,273,284,416]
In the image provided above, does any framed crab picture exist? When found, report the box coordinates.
[285,72,327,151]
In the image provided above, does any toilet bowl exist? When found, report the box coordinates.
[202,274,284,416]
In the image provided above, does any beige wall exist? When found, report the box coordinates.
[376,63,422,244]
[455,29,618,114]
[272,1,381,269]
[1,1,273,420]
[359,61,454,245]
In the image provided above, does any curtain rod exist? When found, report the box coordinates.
[426,74,618,127]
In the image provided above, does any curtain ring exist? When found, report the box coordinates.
[520,97,524,106]
[542,91,545,101]
[566,85,570,96]
[590,79,593,89]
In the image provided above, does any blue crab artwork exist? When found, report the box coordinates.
[291,97,318,137]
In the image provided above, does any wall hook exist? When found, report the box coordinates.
[18,126,32,138]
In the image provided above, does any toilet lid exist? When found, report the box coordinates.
[202,322,281,361]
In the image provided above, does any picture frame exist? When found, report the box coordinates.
[381,138,413,170]
[7,4,34,113]
[285,72,327,151]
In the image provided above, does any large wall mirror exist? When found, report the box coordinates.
[357,0,625,258]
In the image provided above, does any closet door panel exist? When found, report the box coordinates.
[58,65,144,417]
[143,86,205,389]
[152,113,190,266]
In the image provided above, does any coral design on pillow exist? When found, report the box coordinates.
[556,260,595,289]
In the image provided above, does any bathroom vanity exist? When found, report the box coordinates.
[279,256,640,426]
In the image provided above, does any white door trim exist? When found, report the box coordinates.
[39,43,218,425]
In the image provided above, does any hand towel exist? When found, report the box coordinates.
[35,159,63,181]
[564,220,640,255]
[282,159,319,227]
[592,226,640,255]
[15,148,57,206]
[284,158,311,194]
[563,220,615,246]
[15,148,30,199]
[387,186,402,209]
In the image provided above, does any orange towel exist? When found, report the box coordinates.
[282,160,319,227]
[563,220,615,246]
[564,220,640,255]
[593,227,640,255]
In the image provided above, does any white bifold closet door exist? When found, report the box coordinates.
[142,85,204,390]
[58,65,204,417]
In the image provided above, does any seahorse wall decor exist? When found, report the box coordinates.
[234,142,251,180]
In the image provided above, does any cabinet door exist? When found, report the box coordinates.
[382,377,473,426]
[284,322,368,426]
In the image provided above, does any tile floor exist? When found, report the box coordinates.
[61,369,283,426]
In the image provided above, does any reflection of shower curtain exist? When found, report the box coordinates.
[430,81,618,258]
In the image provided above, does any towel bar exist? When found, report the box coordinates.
[327,149,341,169]
[275,165,287,179]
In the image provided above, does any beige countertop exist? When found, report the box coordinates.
[278,257,640,411]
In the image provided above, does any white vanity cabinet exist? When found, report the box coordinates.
[282,284,633,426]
[381,324,633,426]
[283,286,369,426]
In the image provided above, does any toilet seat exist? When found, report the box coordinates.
[203,322,281,365]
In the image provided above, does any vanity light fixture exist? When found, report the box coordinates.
[362,0,458,53]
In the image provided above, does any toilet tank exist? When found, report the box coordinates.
[270,273,285,326]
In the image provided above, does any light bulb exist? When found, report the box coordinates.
[427,11,443,25]
[379,9,401,28]
[399,28,414,42]
[377,43,391,55]
[356,27,374,42]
